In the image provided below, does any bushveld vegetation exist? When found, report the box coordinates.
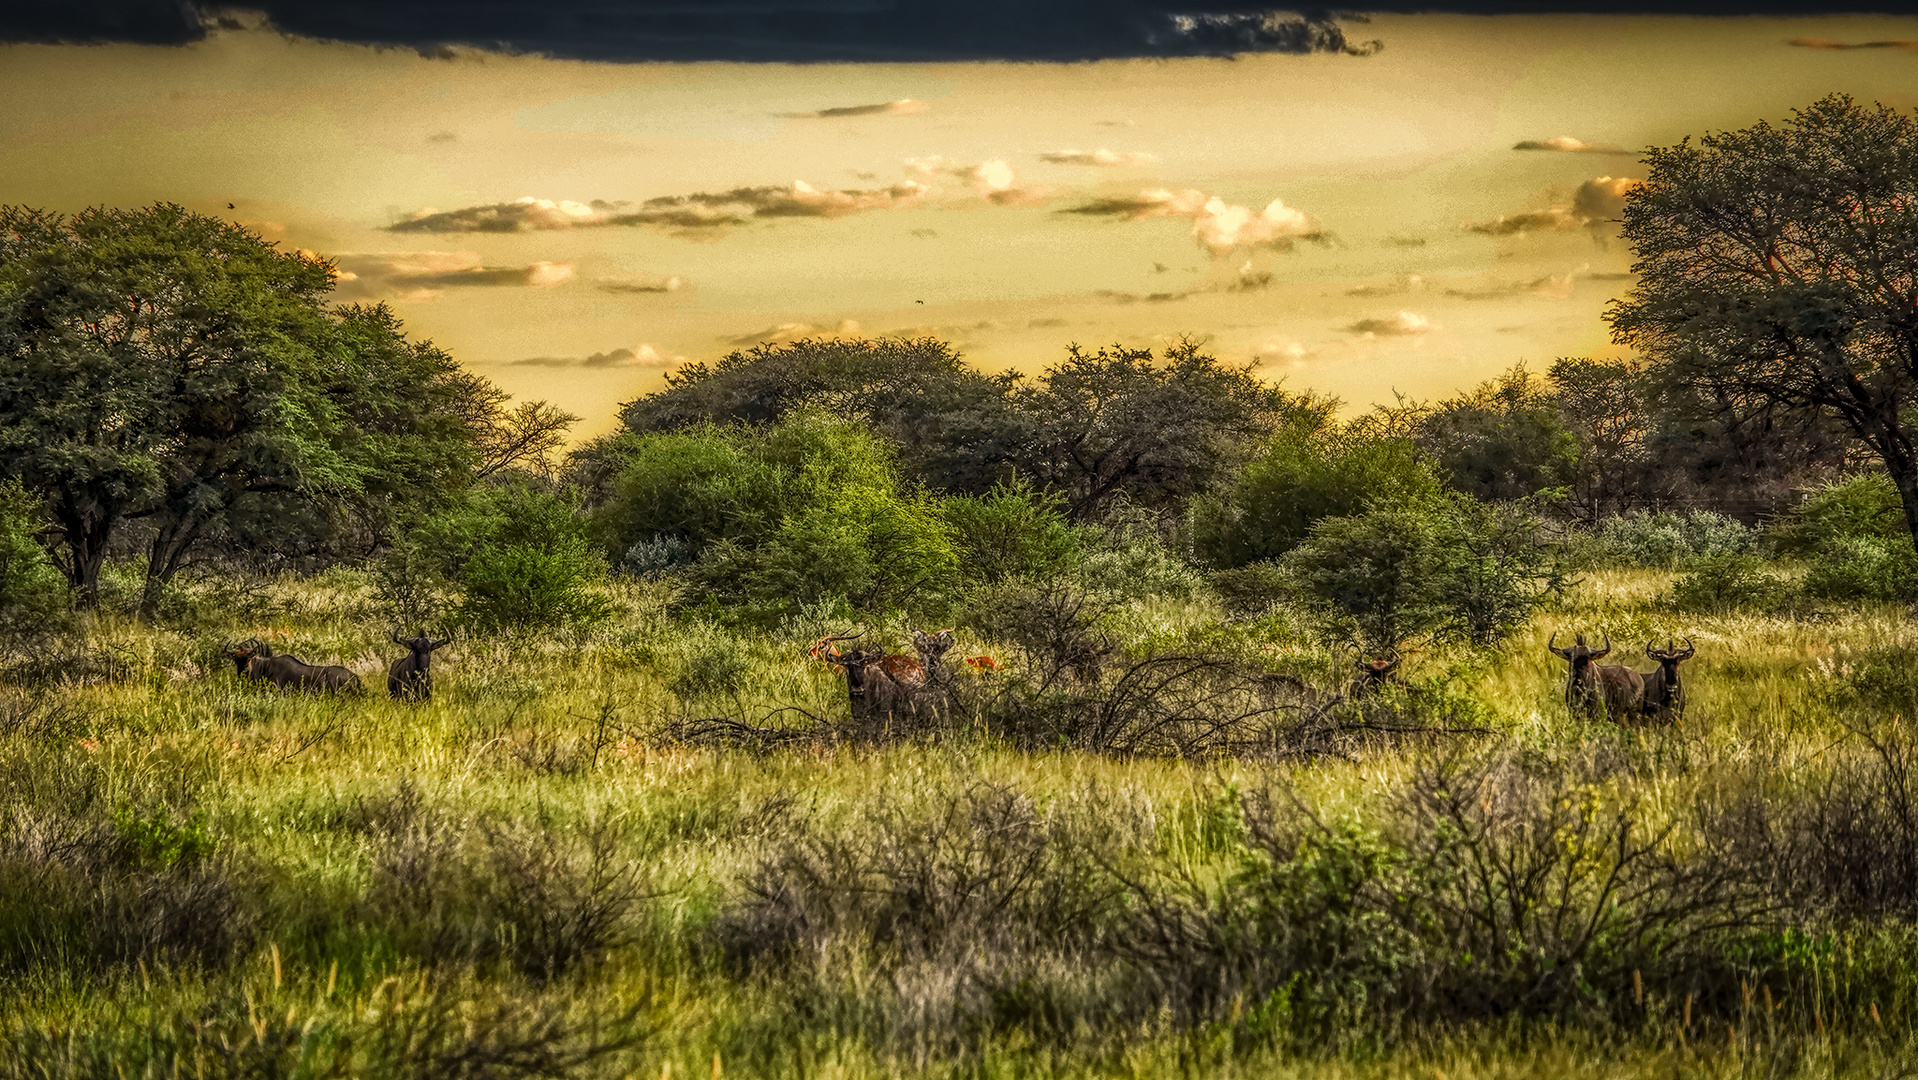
[5,96,1918,1078]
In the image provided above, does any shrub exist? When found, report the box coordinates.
[1209,561,1292,618]
[1435,498,1568,647]
[1772,473,1907,555]
[1667,552,1791,613]
[1802,535,1918,604]
[940,477,1081,585]
[1282,505,1450,652]
[1190,423,1445,569]
[444,486,611,632]
[0,480,67,649]
[1595,509,1756,568]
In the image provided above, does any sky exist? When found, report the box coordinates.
[5,5,1918,435]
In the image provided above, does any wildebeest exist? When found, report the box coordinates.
[227,639,362,694]
[1641,637,1695,722]
[811,629,921,736]
[388,631,451,702]
[1349,651,1401,699]
[1548,632,1644,721]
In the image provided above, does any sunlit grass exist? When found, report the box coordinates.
[3,563,1916,1076]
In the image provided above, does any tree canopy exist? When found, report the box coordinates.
[1609,95,1918,543]
[0,203,557,616]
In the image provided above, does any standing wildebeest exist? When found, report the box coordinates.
[1548,632,1644,721]
[1641,637,1695,722]
[229,640,362,694]
[1349,651,1401,699]
[811,629,921,736]
[388,631,452,702]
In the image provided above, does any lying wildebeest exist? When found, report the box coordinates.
[388,631,451,702]
[1641,637,1695,722]
[1548,631,1643,721]
[227,639,362,695]
[1349,650,1401,699]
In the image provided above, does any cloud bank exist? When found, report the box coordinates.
[1513,136,1629,154]
[392,183,927,234]
[6,3,1391,62]
[1039,148,1157,166]
[511,344,683,368]
[1347,311,1436,337]
[781,98,928,119]
[1461,176,1640,236]
[330,251,575,299]
[1063,187,1320,257]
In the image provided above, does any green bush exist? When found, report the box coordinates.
[1667,552,1792,613]
[1595,509,1755,568]
[693,485,959,620]
[1436,498,1567,647]
[940,477,1081,585]
[1773,474,1907,555]
[1283,505,1450,651]
[1190,423,1444,569]
[1802,535,1918,604]
[0,480,67,645]
[442,486,610,632]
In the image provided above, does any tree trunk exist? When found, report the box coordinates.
[55,508,113,609]
[138,518,200,623]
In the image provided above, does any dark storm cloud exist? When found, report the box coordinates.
[11,1,1905,58]
[3,2,1390,60]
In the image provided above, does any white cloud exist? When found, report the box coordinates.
[1062,187,1320,257]
[1513,135,1629,154]
[511,343,683,368]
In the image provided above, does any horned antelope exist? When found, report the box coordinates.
[1547,632,1644,721]
[1641,637,1694,722]
[810,629,920,735]
[388,631,452,702]
[1349,650,1401,699]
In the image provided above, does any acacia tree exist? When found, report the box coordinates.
[0,204,553,617]
[1608,96,1918,544]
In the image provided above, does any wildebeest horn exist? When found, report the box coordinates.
[1547,632,1570,659]
[390,630,406,646]
[1592,632,1611,659]
[1679,635,1695,659]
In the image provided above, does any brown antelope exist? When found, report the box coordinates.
[388,631,452,702]
[1547,632,1644,721]
[811,629,920,735]
[1348,650,1401,699]
[1641,637,1694,722]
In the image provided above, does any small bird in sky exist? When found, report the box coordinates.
[227,203,235,209]
[915,299,924,304]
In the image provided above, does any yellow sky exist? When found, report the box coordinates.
[4,14,1918,435]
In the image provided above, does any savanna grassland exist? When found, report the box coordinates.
[5,559,1918,1080]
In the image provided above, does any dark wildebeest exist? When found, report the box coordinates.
[1548,632,1644,721]
[811,629,920,736]
[231,640,362,695]
[388,631,451,702]
[1641,637,1695,722]
[1349,651,1401,699]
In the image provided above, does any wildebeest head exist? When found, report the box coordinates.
[1548,631,1610,683]
[1646,636,1694,668]
[391,630,452,660]
[226,638,268,676]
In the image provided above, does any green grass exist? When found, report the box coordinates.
[3,565,1917,1077]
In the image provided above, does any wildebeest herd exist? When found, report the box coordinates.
[225,623,1694,727]
[224,631,451,701]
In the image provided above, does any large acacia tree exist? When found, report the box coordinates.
[0,203,556,616]
[1609,96,1918,544]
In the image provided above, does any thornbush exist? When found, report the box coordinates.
[0,479,66,649]
[1667,552,1792,613]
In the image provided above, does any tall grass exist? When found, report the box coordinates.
[2,565,1917,1077]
